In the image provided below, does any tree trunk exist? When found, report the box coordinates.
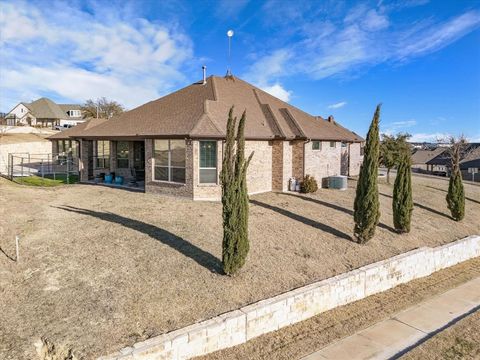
[387,168,391,184]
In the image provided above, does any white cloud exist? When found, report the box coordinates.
[409,132,452,142]
[0,1,193,110]
[260,83,292,102]
[246,7,480,85]
[328,101,347,109]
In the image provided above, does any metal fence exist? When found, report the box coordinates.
[5,153,79,182]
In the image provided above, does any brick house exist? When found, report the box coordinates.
[49,75,364,200]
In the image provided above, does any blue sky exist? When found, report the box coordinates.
[1,0,479,141]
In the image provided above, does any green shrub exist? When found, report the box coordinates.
[300,175,318,193]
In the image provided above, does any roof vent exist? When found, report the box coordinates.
[202,65,207,85]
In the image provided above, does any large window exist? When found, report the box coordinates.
[56,140,77,163]
[199,141,217,183]
[154,140,186,183]
[116,141,129,168]
[96,140,110,168]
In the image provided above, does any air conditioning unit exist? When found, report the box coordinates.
[328,175,348,190]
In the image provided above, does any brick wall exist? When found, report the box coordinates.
[100,235,480,360]
[271,140,283,192]
[291,140,304,182]
[304,141,341,188]
[145,139,194,198]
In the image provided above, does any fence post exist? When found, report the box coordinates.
[8,153,12,180]
[21,157,24,178]
[28,153,31,176]
[66,157,69,184]
[41,159,44,178]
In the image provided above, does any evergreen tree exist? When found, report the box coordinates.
[380,133,411,184]
[446,137,466,221]
[354,104,381,244]
[392,150,413,233]
[221,107,253,275]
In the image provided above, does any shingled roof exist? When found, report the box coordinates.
[411,148,447,165]
[48,118,108,140]
[77,76,363,142]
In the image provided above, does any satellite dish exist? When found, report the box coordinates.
[227,30,234,37]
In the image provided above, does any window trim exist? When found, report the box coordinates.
[312,140,321,151]
[152,139,186,184]
[95,140,110,169]
[116,141,129,169]
[199,140,218,185]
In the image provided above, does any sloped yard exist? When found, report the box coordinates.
[0,175,479,359]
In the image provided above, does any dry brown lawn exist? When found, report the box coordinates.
[0,175,479,359]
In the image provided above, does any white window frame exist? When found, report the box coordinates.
[199,140,218,184]
[153,139,186,184]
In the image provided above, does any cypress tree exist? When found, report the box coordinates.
[354,104,381,244]
[221,107,253,275]
[392,151,413,233]
[446,140,465,221]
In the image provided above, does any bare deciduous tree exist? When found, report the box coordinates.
[81,98,125,119]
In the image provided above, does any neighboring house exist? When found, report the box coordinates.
[5,98,84,128]
[411,148,448,174]
[48,75,364,200]
[460,145,480,182]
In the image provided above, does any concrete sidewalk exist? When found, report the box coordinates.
[302,277,480,360]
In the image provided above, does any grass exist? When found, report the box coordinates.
[14,174,79,186]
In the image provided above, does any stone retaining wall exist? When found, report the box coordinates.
[99,235,480,360]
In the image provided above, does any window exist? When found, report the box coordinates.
[199,141,217,183]
[330,141,336,148]
[96,140,110,168]
[154,140,186,183]
[116,141,129,168]
[360,144,365,156]
[68,110,81,117]
[341,142,347,148]
[56,140,77,163]
[312,141,321,150]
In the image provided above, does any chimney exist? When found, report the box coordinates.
[327,115,334,123]
[202,65,207,84]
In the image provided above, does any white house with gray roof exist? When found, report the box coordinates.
[5,97,84,128]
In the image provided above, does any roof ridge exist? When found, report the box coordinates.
[252,88,285,138]
[280,107,306,138]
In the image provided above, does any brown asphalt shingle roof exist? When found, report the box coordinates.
[77,76,363,142]
[48,118,108,140]
[411,148,447,165]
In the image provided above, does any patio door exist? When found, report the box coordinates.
[133,141,145,180]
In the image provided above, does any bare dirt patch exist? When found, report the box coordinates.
[0,175,479,359]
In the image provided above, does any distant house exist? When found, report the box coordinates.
[5,98,84,128]
[48,75,364,200]
[460,145,480,182]
[411,148,448,174]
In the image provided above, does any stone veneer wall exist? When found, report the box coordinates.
[282,141,293,191]
[145,139,194,198]
[348,142,363,177]
[192,140,272,201]
[99,235,480,360]
[304,141,341,188]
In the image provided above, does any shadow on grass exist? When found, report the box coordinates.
[250,199,354,242]
[425,186,480,205]
[281,193,396,233]
[0,246,15,262]
[379,192,452,220]
[54,205,222,273]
